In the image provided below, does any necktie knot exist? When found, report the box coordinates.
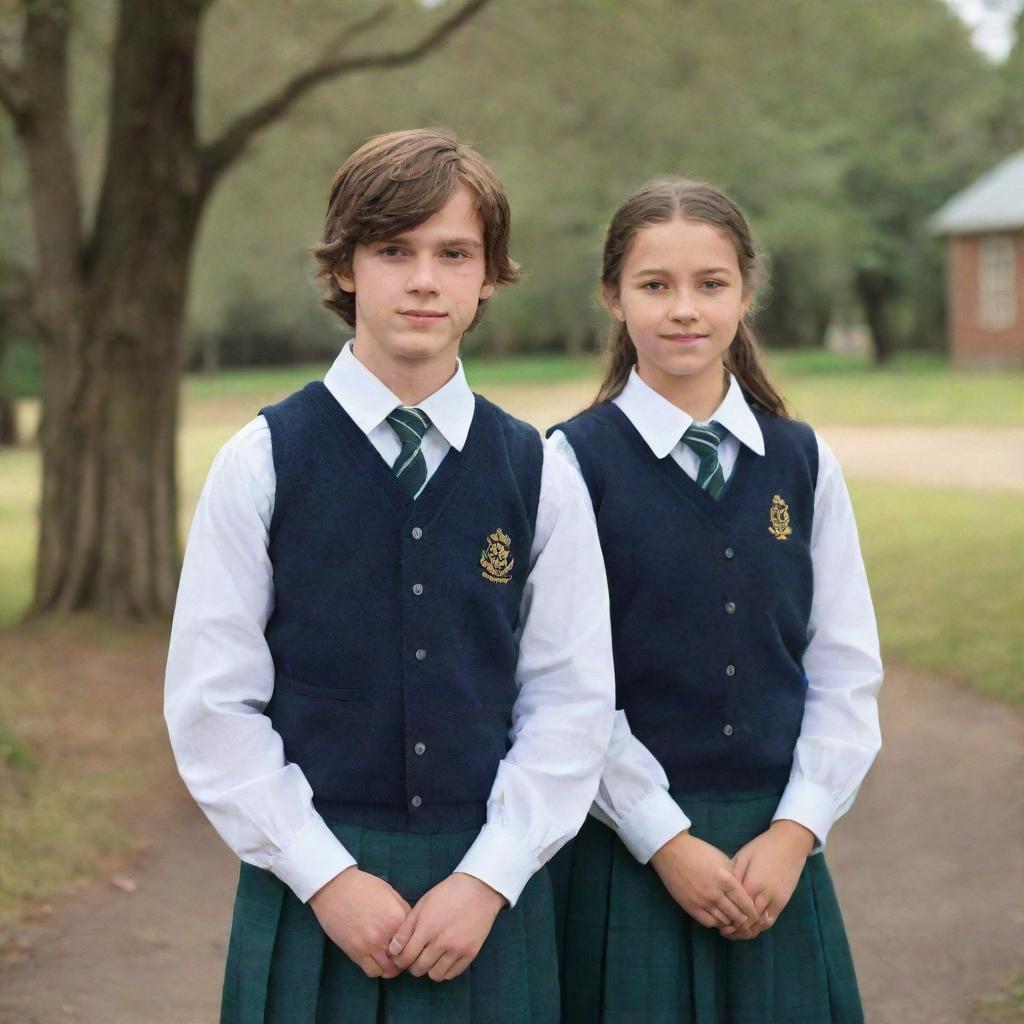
[386,407,432,499]
[681,421,728,500]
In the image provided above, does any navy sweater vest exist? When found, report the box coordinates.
[262,383,542,832]
[553,401,817,793]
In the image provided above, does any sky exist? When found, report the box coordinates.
[942,0,1020,59]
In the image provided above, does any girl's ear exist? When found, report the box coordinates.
[334,267,355,294]
[602,283,626,322]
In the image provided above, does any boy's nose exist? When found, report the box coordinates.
[406,258,439,293]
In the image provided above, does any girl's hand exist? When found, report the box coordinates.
[720,820,815,940]
[650,830,759,931]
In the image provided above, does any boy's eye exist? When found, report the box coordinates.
[442,250,470,260]
[376,246,404,257]
[640,281,666,291]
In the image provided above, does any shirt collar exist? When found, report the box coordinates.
[323,340,475,451]
[613,368,765,458]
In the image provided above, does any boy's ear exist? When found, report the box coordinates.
[334,267,355,294]
[479,280,496,301]
[602,283,625,322]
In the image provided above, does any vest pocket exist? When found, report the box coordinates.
[274,676,361,702]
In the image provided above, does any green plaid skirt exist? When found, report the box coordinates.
[221,822,559,1024]
[549,788,863,1024]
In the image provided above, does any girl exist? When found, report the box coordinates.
[548,180,882,1024]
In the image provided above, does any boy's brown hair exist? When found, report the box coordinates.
[312,128,519,331]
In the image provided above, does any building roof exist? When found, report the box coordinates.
[930,149,1024,235]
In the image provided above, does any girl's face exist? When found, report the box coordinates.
[605,217,749,394]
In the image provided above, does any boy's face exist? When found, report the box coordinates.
[335,185,495,379]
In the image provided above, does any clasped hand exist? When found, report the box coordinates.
[649,820,815,941]
[310,868,505,983]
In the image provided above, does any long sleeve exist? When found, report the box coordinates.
[454,437,617,905]
[164,419,356,902]
[771,434,883,847]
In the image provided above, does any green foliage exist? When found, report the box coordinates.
[851,481,1024,705]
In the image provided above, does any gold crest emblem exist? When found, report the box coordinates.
[769,494,792,541]
[480,528,514,584]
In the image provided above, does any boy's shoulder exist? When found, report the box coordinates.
[471,391,542,447]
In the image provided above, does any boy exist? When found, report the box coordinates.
[165,128,615,1022]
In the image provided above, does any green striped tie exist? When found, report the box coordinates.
[386,407,432,499]
[681,421,729,500]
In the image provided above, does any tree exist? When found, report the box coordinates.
[0,0,489,619]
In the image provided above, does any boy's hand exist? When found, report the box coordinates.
[720,820,815,941]
[388,872,506,982]
[309,867,411,978]
[650,830,759,932]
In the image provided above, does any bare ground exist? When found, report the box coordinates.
[0,655,1020,1024]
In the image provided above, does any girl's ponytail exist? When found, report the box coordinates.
[726,322,789,417]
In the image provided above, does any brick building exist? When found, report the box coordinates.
[930,150,1024,367]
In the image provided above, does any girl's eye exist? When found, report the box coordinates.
[701,280,725,290]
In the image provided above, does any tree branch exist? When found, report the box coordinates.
[199,0,490,188]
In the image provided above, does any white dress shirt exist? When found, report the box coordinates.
[550,368,882,862]
[165,342,616,906]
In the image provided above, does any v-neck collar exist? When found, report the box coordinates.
[307,382,482,528]
[605,403,754,525]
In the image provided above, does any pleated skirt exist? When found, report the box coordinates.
[549,788,863,1024]
[221,821,559,1024]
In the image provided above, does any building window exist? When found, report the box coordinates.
[978,236,1017,331]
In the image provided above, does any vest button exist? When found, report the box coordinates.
[415,648,427,661]
[412,583,424,596]
[723,724,734,736]
[725,664,736,677]
[724,546,735,559]
[724,601,736,614]
[411,527,423,540]
[410,795,422,808]
[414,741,426,756]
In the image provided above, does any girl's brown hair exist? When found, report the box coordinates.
[311,128,519,331]
[593,179,788,417]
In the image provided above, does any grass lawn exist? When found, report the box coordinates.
[850,481,1024,705]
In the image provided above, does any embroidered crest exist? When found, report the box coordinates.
[769,494,792,541]
[480,528,514,584]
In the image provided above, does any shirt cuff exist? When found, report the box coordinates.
[454,823,541,908]
[617,787,692,864]
[772,779,840,853]
[269,815,358,903]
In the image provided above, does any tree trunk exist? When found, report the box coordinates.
[29,0,204,618]
[855,268,898,365]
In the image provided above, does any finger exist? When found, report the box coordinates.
[715,893,750,927]
[753,889,772,919]
[428,950,459,982]
[390,910,423,967]
[731,848,753,881]
[409,943,443,979]
[444,954,473,981]
[709,905,732,927]
[372,949,401,979]
[720,875,758,921]
[692,907,720,929]
[359,956,383,979]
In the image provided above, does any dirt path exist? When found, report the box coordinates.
[0,663,1020,1024]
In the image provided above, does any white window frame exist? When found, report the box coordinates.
[978,235,1017,331]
